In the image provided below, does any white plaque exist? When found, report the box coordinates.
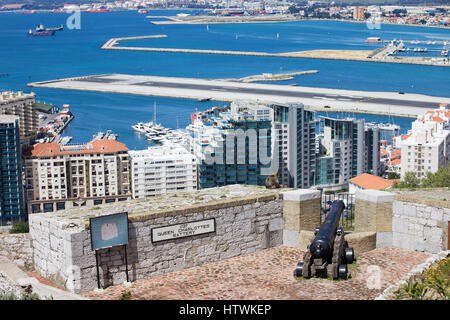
[151,218,215,243]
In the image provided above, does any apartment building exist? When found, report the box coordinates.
[187,104,272,189]
[24,139,131,213]
[0,91,38,145]
[316,117,366,188]
[272,102,317,188]
[227,100,317,189]
[400,106,450,180]
[0,115,25,224]
[129,145,197,198]
[364,124,381,176]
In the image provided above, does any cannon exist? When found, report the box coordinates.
[294,199,355,280]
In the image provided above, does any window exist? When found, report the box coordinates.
[43,203,54,213]
[56,202,65,211]
[31,204,41,213]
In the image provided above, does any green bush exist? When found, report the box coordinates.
[0,292,40,300]
[117,290,132,300]
[9,221,29,234]
[394,165,450,189]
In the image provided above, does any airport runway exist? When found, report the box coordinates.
[28,74,450,116]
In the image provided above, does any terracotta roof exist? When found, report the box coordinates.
[349,173,395,190]
[387,158,401,166]
[401,134,411,140]
[431,116,445,123]
[25,139,128,158]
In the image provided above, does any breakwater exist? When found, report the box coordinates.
[101,36,450,67]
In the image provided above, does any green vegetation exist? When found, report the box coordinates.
[393,165,450,189]
[9,221,29,234]
[391,256,449,300]
[386,172,400,180]
[117,290,132,300]
[0,291,40,300]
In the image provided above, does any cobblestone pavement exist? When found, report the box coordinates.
[83,246,430,300]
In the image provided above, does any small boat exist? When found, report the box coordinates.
[138,10,148,14]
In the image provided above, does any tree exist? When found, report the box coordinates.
[403,172,421,188]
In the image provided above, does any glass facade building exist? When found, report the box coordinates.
[0,115,24,224]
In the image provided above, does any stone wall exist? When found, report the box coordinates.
[392,191,450,254]
[29,185,286,293]
[0,234,34,270]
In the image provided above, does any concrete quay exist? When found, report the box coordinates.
[27,74,450,117]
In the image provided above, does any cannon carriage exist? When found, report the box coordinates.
[294,200,355,280]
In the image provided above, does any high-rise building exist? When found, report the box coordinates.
[24,139,131,213]
[364,124,381,176]
[316,117,366,187]
[218,100,317,188]
[0,115,25,224]
[0,91,38,145]
[187,104,272,189]
[129,145,197,198]
[272,102,317,188]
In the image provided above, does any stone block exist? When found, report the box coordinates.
[268,217,283,232]
[375,231,392,248]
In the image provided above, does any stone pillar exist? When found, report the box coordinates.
[354,190,394,248]
[282,189,321,247]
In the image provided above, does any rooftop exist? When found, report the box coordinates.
[349,173,396,190]
[25,139,128,157]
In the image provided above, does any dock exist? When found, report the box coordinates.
[27,74,450,118]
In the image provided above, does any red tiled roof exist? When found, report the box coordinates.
[431,116,445,123]
[349,173,395,190]
[25,139,128,158]
[387,158,401,166]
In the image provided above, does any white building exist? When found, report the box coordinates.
[129,145,197,198]
[400,104,450,179]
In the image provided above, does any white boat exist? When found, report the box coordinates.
[132,122,147,133]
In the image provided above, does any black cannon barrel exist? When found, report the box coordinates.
[309,200,345,259]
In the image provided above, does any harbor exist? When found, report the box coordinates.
[27,74,450,118]
[132,102,190,147]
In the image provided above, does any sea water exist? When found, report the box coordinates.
[0,10,448,148]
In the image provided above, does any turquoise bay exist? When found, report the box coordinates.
[0,10,449,149]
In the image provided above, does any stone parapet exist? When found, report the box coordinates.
[355,190,394,234]
[28,185,286,293]
[282,189,321,248]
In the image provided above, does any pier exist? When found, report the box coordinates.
[27,74,450,118]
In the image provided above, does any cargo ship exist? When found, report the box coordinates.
[27,24,63,36]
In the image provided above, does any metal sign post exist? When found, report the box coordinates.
[95,250,100,289]
[90,212,130,290]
